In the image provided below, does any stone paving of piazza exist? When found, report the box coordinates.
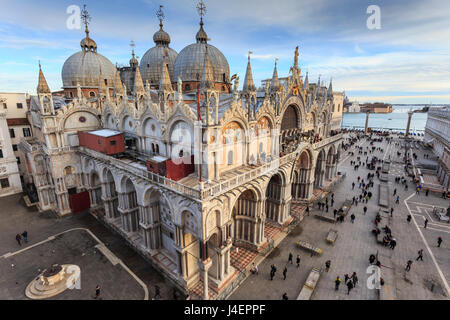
[230,132,450,300]
[0,132,448,300]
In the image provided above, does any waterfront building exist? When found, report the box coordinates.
[360,103,392,113]
[424,106,450,190]
[345,101,360,113]
[19,4,343,299]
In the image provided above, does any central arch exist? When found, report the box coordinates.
[314,149,326,189]
[232,188,264,249]
[103,169,119,219]
[292,149,313,200]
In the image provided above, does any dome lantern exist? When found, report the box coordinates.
[79,5,97,52]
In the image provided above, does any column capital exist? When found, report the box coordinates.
[198,257,212,271]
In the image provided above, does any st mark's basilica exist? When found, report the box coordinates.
[19,2,344,299]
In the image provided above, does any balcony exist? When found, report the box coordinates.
[18,138,41,153]
[312,133,343,150]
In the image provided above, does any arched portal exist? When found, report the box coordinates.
[266,174,283,222]
[314,149,326,188]
[232,189,264,250]
[325,146,337,180]
[89,172,103,208]
[118,178,139,232]
[281,105,299,131]
[103,169,119,219]
[292,150,313,200]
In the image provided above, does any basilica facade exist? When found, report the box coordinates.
[19,4,344,299]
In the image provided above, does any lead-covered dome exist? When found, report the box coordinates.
[140,22,178,86]
[62,27,115,88]
[173,19,230,84]
[62,51,116,87]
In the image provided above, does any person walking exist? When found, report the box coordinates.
[325,260,331,272]
[21,231,28,243]
[344,274,350,284]
[416,249,424,261]
[282,293,288,300]
[437,236,443,247]
[270,265,277,280]
[407,214,412,223]
[154,285,161,299]
[296,255,301,268]
[393,188,397,196]
[283,266,287,280]
[424,219,428,229]
[389,238,397,250]
[334,276,342,291]
[363,206,367,215]
[306,206,310,216]
[425,189,429,196]
[333,209,338,219]
[288,252,293,264]
[395,196,400,204]
[346,279,354,295]
[405,260,413,272]
[94,285,101,299]
[326,204,329,212]
[352,272,358,287]
[350,214,355,223]
[15,234,22,246]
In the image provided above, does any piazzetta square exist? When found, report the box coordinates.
[0,0,448,308]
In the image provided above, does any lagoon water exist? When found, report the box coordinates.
[342,106,429,132]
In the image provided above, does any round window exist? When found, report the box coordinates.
[79,116,86,123]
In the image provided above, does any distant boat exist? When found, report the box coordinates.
[388,118,392,120]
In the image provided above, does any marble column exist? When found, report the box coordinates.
[198,258,212,300]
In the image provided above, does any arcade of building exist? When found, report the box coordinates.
[19,4,344,299]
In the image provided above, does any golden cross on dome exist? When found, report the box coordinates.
[197,0,207,18]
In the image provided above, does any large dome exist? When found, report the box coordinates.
[173,43,230,84]
[140,22,178,86]
[140,46,178,86]
[62,50,116,88]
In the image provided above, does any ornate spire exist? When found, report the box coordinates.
[303,71,309,90]
[271,58,280,91]
[200,45,214,89]
[129,39,138,66]
[80,5,97,52]
[327,77,333,96]
[37,61,51,94]
[114,69,123,94]
[243,51,255,91]
[133,66,145,96]
[195,0,208,43]
[153,5,171,46]
[159,49,173,91]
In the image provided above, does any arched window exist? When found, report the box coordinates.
[227,150,233,165]
[185,84,191,91]
[179,149,184,158]
[338,104,340,112]
[152,143,155,153]
[156,144,159,154]
[89,91,96,97]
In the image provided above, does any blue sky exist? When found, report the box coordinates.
[1,0,449,104]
